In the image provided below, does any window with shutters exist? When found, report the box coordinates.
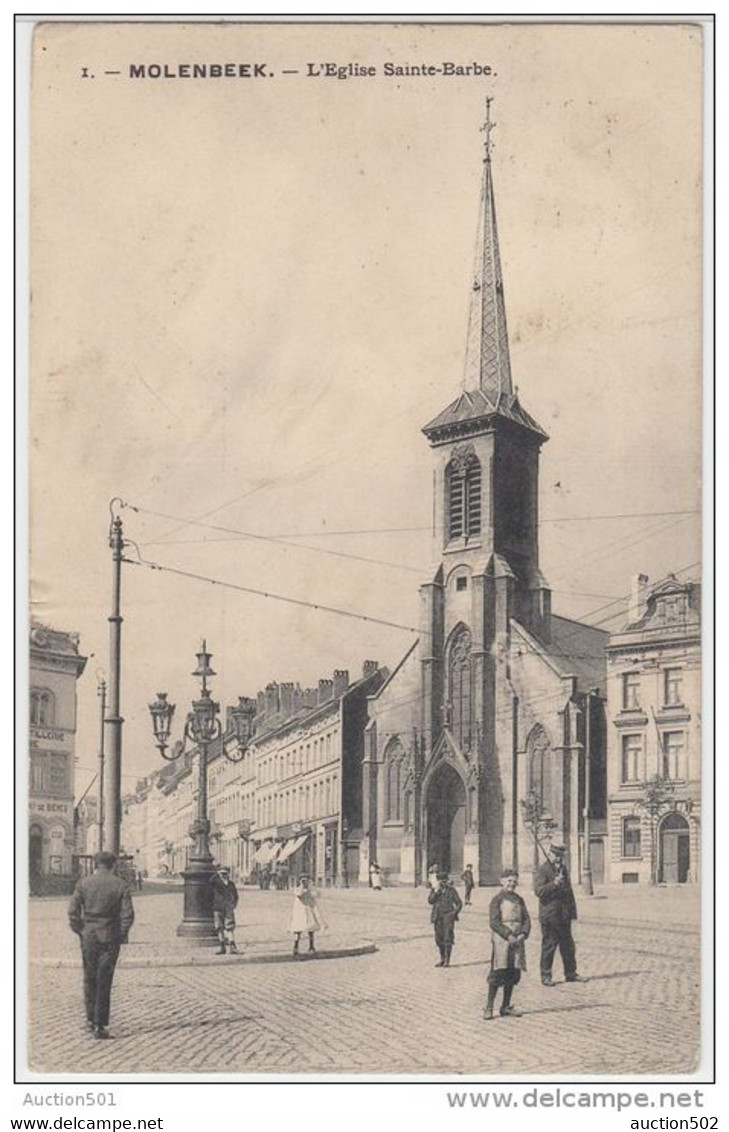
[446,450,482,541]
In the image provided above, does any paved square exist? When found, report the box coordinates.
[27,883,701,1076]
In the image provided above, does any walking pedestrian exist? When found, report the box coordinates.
[68,850,134,1040]
[533,843,587,986]
[427,861,440,890]
[289,875,324,957]
[461,863,475,905]
[212,866,240,954]
[428,871,463,967]
[369,862,382,891]
[484,868,531,1020]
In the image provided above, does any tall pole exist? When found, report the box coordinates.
[581,689,594,895]
[97,677,107,852]
[105,516,124,856]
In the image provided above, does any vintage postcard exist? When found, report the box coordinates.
[24,19,707,1080]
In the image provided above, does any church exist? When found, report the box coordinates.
[360,108,608,887]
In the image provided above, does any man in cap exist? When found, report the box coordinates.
[211,866,240,954]
[533,842,586,986]
[427,871,463,967]
[68,851,134,1039]
[484,868,531,1019]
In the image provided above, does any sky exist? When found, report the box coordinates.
[28,20,704,799]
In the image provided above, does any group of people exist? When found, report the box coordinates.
[427,843,586,1019]
[69,842,583,1039]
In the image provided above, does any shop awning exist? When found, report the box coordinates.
[277,834,309,863]
[253,841,281,865]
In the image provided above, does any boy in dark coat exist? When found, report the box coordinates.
[461,864,475,905]
[211,867,240,954]
[484,868,531,1019]
[68,851,134,1039]
[428,871,463,967]
[533,843,586,985]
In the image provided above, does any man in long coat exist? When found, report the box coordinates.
[211,867,240,954]
[428,871,463,967]
[484,868,531,1019]
[68,851,134,1039]
[533,842,587,986]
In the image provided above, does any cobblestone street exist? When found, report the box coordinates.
[26,883,701,1077]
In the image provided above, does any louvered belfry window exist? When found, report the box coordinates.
[446,448,481,540]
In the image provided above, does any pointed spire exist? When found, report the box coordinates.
[462,98,513,404]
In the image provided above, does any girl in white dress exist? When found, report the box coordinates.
[289,875,324,956]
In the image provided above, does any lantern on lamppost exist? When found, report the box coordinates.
[148,642,254,944]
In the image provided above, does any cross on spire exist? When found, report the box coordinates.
[480,96,496,162]
[463,98,513,403]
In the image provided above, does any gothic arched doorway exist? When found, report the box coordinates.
[425,763,466,876]
[659,812,690,884]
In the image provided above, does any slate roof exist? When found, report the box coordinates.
[423,388,548,443]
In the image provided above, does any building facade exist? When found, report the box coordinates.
[606,573,701,885]
[120,661,386,887]
[29,623,87,894]
[363,118,609,887]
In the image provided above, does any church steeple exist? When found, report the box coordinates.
[463,98,513,403]
[421,101,551,641]
[423,101,546,445]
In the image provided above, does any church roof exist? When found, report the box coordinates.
[511,615,608,694]
[422,387,548,443]
[423,100,547,446]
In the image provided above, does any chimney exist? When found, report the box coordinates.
[332,669,349,699]
[629,574,649,623]
[298,686,316,710]
[265,682,280,717]
[256,689,266,719]
[317,678,333,705]
[362,659,379,679]
[280,682,295,718]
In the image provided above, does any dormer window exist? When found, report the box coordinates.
[446,449,481,541]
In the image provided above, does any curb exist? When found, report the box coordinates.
[31,941,377,970]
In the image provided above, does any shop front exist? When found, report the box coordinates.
[276,821,313,886]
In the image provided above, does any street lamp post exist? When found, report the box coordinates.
[581,688,595,896]
[97,674,107,852]
[149,642,255,944]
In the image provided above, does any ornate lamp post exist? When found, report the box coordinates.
[149,642,255,943]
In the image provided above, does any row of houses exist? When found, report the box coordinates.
[119,661,387,888]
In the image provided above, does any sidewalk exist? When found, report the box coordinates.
[30,889,376,969]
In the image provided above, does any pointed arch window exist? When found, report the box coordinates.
[385,739,405,822]
[448,627,472,751]
[446,450,481,541]
[526,724,553,819]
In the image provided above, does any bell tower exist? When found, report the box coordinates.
[418,101,551,883]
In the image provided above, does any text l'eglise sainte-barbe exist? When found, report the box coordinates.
[127,62,493,80]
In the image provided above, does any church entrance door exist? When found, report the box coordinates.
[425,763,466,876]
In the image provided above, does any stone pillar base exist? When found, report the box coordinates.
[464,833,480,884]
[400,842,416,885]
